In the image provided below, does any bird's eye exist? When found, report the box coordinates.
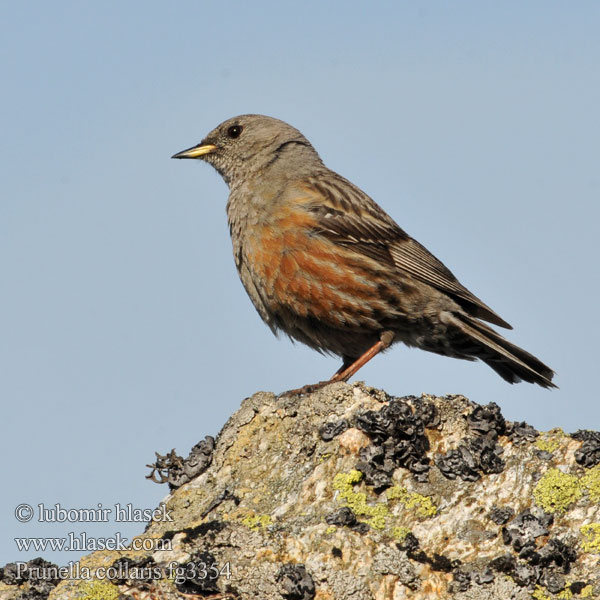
[227,125,243,139]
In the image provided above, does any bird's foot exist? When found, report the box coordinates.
[278,379,338,398]
[279,335,395,397]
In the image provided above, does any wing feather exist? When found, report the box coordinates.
[299,173,512,329]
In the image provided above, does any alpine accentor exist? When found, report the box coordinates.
[172,114,555,392]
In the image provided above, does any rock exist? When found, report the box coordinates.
[2,383,599,600]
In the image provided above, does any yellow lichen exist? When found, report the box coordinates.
[333,470,369,515]
[581,464,600,503]
[77,581,120,600]
[580,523,600,554]
[404,493,437,518]
[387,485,437,518]
[241,513,272,530]
[333,469,364,494]
[325,525,337,534]
[365,503,388,530]
[386,485,408,501]
[391,526,411,541]
[562,581,597,598]
[532,585,551,600]
[533,468,582,514]
[557,587,574,599]
[332,470,389,530]
[534,437,559,454]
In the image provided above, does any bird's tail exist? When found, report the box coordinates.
[447,313,556,389]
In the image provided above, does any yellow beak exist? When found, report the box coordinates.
[171,143,217,159]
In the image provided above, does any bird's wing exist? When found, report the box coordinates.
[299,173,512,329]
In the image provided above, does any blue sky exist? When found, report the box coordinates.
[1,1,599,565]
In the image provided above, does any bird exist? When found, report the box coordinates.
[172,114,556,393]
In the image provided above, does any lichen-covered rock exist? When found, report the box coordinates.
[2,383,599,600]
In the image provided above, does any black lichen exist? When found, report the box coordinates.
[489,508,577,592]
[146,435,215,489]
[436,433,504,481]
[397,534,460,573]
[570,581,593,594]
[474,568,495,585]
[541,571,566,594]
[488,554,516,575]
[489,547,574,590]
[109,556,158,587]
[325,507,369,533]
[436,403,507,481]
[0,558,60,600]
[0,562,22,586]
[161,519,227,543]
[354,445,394,489]
[325,507,357,527]
[435,445,481,481]
[354,398,434,486]
[471,434,505,474]
[488,505,515,526]
[449,568,472,592]
[501,508,553,554]
[467,402,506,438]
[571,429,600,468]
[512,563,539,587]
[533,538,577,573]
[276,563,316,600]
[319,419,349,441]
[411,396,441,428]
[396,532,420,554]
[174,550,220,595]
[535,449,554,461]
[506,421,539,445]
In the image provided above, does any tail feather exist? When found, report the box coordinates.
[448,314,557,389]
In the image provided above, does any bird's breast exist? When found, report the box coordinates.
[234,203,398,330]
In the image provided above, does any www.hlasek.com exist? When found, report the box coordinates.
[14,533,171,553]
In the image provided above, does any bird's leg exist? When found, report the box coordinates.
[331,355,356,378]
[330,330,395,383]
[280,331,395,397]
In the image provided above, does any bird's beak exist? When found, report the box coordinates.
[171,143,217,159]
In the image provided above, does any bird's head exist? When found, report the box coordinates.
[172,114,322,187]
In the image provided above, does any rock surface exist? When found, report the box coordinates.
[2,383,599,599]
